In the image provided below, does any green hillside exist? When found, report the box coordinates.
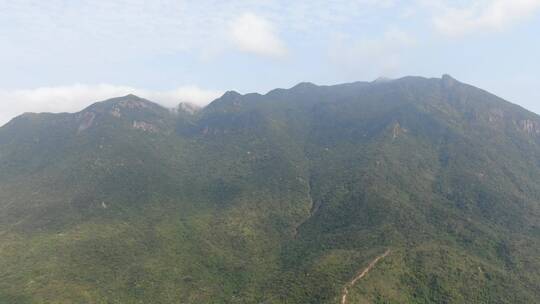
[1,75,539,303]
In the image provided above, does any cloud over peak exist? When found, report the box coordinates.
[0,85,222,126]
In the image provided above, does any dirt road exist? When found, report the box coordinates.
[341,249,391,304]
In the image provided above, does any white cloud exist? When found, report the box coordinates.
[428,0,540,36]
[0,85,223,126]
[144,86,224,108]
[229,12,287,57]
[0,1,405,68]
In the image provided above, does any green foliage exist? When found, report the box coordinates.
[1,77,540,303]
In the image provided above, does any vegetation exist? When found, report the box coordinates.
[1,75,540,303]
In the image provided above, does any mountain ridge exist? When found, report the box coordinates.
[1,75,540,303]
[4,75,538,127]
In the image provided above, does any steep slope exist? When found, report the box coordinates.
[1,76,540,303]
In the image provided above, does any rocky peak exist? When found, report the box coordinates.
[291,82,318,91]
[221,91,242,99]
[441,74,458,88]
[74,95,171,134]
[79,95,168,119]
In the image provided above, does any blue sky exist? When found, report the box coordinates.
[1,0,539,124]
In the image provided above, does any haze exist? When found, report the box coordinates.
[1,0,539,125]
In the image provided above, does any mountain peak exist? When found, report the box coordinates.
[441,74,458,87]
[102,93,148,104]
[81,94,165,114]
[73,95,171,133]
[221,90,242,98]
[205,90,244,109]
[291,82,317,90]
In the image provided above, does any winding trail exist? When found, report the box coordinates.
[340,249,391,304]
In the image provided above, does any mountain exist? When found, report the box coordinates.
[1,75,540,303]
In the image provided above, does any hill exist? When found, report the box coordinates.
[1,75,540,303]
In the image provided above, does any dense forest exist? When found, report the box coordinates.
[1,75,540,303]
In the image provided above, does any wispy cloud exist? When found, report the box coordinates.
[329,28,416,78]
[0,1,402,63]
[425,0,540,36]
[2,0,539,124]
[0,1,408,124]
[0,85,222,126]
[229,12,287,57]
